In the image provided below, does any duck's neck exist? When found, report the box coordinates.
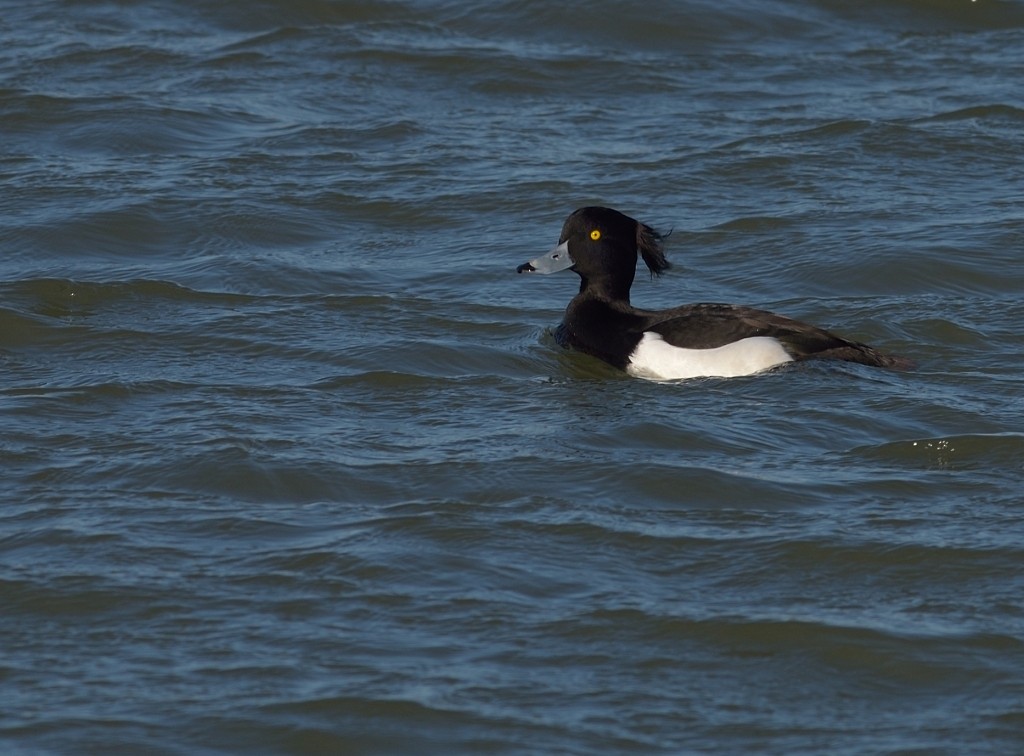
[578,273,633,303]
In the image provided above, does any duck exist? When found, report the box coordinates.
[516,206,909,380]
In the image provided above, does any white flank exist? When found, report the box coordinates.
[626,332,793,381]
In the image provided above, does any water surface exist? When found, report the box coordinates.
[2,1,1024,753]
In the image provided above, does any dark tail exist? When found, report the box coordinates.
[808,343,914,371]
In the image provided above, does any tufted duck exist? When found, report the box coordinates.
[517,206,909,380]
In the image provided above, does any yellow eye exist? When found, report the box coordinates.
[590,229,601,241]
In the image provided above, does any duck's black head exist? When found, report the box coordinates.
[517,206,670,302]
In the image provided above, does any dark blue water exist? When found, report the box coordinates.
[3,1,1024,753]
